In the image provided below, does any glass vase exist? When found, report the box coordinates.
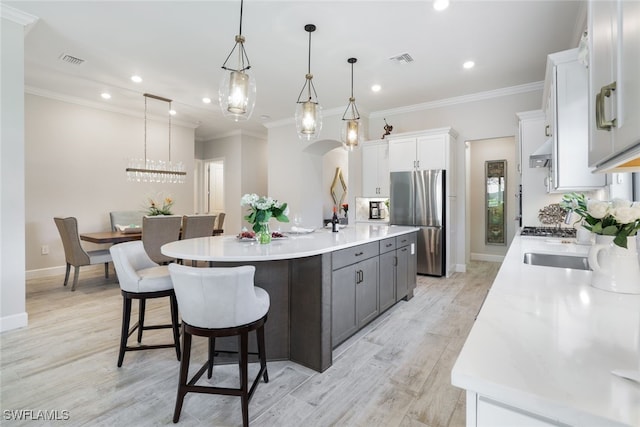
[256,222,271,244]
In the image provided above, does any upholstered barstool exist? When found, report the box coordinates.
[168,264,269,426]
[110,241,181,367]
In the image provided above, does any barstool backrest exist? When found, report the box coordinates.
[111,241,162,292]
[168,264,269,329]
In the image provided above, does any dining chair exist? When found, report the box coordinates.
[109,210,145,231]
[142,215,182,264]
[110,241,181,367]
[213,212,226,236]
[53,217,112,291]
[181,214,217,266]
[168,264,269,426]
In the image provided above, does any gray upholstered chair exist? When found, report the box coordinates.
[168,264,269,426]
[110,240,181,367]
[213,212,225,236]
[142,215,182,264]
[53,217,112,291]
[109,210,145,231]
[181,214,217,266]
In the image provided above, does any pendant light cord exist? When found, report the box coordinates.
[239,0,244,36]
[144,95,148,164]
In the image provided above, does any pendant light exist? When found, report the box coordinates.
[219,0,256,121]
[295,24,322,141]
[341,57,362,151]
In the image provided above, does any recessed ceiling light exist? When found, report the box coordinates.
[433,0,449,11]
[131,75,142,83]
[202,97,212,104]
[169,109,177,116]
[101,92,111,100]
[463,60,475,69]
[371,84,381,92]
[260,114,271,120]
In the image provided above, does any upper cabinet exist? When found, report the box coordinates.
[588,0,640,171]
[542,48,605,191]
[388,128,456,174]
[361,140,390,197]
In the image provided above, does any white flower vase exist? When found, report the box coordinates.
[588,235,640,294]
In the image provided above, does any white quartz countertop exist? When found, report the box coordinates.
[451,234,640,426]
[161,224,418,262]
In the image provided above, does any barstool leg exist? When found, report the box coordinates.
[169,294,181,361]
[137,299,146,343]
[173,328,191,423]
[118,296,132,367]
[257,325,269,383]
[239,332,249,427]
[207,337,215,379]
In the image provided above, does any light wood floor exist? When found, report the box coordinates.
[1,261,499,426]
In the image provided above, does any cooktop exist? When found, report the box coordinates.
[520,226,576,238]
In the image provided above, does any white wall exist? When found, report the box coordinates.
[25,94,196,273]
[322,147,349,221]
[468,137,516,261]
[1,16,27,331]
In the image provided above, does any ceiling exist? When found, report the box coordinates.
[5,1,586,142]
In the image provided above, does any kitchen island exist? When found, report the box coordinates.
[452,234,640,426]
[162,224,419,373]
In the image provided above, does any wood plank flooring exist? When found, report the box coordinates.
[1,261,499,426]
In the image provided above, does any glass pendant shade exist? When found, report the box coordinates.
[295,24,322,140]
[341,57,361,150]
[219,69,256,120]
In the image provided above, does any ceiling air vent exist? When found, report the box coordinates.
[58,53,85,65]
[389,53,414,64]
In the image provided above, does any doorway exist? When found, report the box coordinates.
[204,159,224,214]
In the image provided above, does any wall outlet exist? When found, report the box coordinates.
[41,245,49,255]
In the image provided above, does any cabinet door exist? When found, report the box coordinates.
[377,143,390,196]
[362,144,380,197]
[379,250,396,312]
[396,246,409,301]
[588,0,617,166]
[356,257,379,328]
[388,137,416,172]
[332,265,357,346]
[416,135,446,170]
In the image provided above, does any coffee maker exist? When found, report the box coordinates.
[369,201,382,219]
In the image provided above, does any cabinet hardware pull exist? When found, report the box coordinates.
[402,248,407,252]
[393,256,398,266]
[354,251,363,256]
[544,125,551,137]
[385,243,392,247]
[355,270,360,284]
[595,81,617,131]
[360,270,363,282]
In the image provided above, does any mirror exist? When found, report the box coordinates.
[485,160,506,245]
[330,167,347,207]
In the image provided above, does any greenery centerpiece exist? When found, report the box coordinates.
[560,192,640,248]
[241,193,289,244]
[146,194,174,216]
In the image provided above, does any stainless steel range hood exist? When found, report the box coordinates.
[529,138,552,168]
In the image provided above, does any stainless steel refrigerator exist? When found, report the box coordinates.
[390,170,445,276]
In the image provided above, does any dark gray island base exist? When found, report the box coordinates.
[209,232,418,373]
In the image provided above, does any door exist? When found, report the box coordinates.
[414,169,444,227]
[388,137,416,172]
[379,251,396,312]
[356,257,379,328]
[390,172,414,225]
[332,265,357,346]
[417,226,444,276]
[206,160,225,213]
[416,134,446,170]
[396,245,409,300]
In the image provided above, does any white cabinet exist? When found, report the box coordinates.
[588,0,640,169]
[468,393,563,427]
[543,48,605,191]
[388,130,452,172]
[361,140,389,197]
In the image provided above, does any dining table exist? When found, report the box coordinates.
[79,230,142,244]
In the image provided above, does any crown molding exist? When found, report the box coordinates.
[1,4,39,32]
[370,81,544,118]
[25,85,199,129]
[515,109,544,121]
[198,129,267,143]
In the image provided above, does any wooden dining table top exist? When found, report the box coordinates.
[80,230,142,244]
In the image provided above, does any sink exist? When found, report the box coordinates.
[523,253,590,270]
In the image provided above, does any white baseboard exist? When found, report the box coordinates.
[470,253,505,263]
[455,263,467,273]
[26,265,67,280]
[1,312,28,332]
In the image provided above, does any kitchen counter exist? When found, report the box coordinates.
[452,234,640,426]
[162,223,417,262]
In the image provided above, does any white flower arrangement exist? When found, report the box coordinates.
[240,193,289,233]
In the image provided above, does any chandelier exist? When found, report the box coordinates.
[219,0,256,121]
[126,93,186,184]
[341,57,362,151]
[295,24,322,140]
